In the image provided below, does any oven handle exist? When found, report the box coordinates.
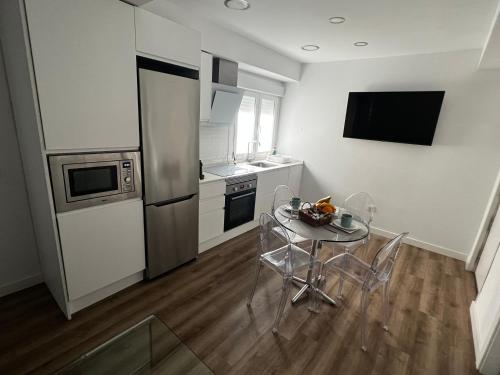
[230,191,256,201]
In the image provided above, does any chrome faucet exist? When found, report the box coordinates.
[247,140,258,162]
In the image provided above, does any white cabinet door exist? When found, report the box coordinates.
[476,204,500,291]
[254,168,290,219]
[257,169,290,196]
[57,200,145,301]
[135,8,201,68]
[25,0,139,151]
[200,52,213,122]
[199,209,224,243]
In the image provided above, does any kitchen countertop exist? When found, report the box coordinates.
[199,159,304,185]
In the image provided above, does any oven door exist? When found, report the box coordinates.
[63,161,122,203]
[224,188,256,231]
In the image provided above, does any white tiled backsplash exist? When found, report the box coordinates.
[200,125,231,165]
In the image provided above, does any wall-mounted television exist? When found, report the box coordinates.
[343,91,445,146]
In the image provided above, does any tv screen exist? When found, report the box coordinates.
[343,91,445,146]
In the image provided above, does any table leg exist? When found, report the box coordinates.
[291,240,336,310]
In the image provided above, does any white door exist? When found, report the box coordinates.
[476,203,500,291]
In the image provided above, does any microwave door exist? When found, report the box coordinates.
[139,67,200,205]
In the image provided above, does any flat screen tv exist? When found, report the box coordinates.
[343,91,445,146]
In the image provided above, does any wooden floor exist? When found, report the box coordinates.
[0,230,478,375]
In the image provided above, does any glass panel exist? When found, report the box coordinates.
[55,316,213,375]
[258,98,276,152]
[235,95,256,155]
[227,191,256,229]
[68,166,118,197]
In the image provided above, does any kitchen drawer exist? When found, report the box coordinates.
[199,209,224,243]
[200,180,226,200]
[200,195,225,215]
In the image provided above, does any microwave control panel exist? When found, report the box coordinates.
[120,160,135,192]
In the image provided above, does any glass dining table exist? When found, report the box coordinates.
[274,205,370,309]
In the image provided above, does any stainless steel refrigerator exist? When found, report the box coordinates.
[138,57,199,279]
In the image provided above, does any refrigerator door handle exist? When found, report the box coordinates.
[152,194,196,207]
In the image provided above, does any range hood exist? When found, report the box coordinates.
[210,57,243,124]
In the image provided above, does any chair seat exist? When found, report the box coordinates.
[333,238,366,254]
[272,227,309,244]
[324,253,374,286]
[261,244,311,275]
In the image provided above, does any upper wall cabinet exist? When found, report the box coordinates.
[200,52,213,122]
[135,8,201,68]
[25,0,139,151]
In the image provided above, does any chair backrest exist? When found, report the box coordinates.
[271,185,295,213]
[259,213,294,275]
[369,232,408,285]
[344,192,376,226]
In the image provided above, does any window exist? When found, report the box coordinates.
[234,91,280,156]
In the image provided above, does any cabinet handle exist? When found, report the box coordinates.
[231,192,256,201]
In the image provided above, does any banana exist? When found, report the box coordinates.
[315,195,331,205]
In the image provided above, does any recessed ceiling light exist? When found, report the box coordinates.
[224,0,250,11]
[301,45,320,51]
[329,16,346,24]
[354,42,368,47]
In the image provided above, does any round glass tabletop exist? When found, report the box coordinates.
[274,205,369,243]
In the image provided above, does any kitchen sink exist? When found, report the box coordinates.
[248,161,277,168]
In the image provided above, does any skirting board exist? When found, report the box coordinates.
[470,301,482,368]
[0,273,43,298]
[371,226,467,261]
[199,222,467,261]
[199,220,259,253]
[67,271,143,318]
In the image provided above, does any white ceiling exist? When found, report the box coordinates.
[164,0,499,63]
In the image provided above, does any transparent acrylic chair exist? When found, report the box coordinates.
[317,232,408,351]
[337,192,376,255]
[247,213,313,333]
[272,185,308,244]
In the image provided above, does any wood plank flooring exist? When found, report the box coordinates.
[0,230,478,374]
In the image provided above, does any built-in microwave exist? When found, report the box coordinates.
[48,152,142,213]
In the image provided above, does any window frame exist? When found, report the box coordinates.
[233,90,281,160]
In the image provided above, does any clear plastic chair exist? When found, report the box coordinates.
[247,213,313,333]
[272,185,308,244]
[318,232,408,351]
[337,192,376,255]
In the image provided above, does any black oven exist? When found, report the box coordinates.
[224,174,257,232]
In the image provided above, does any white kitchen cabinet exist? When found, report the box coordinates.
[25,0,139,151]
[200,52,213,122]
[199,210,225,244]
[199,180,225,246]
[135,8,201,68]
[57,199,145,301]
[200,180,226,200]
[254,168,290,220]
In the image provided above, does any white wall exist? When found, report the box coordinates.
[142,0,301,82]
[278,49,500,259]
[0,45,41,296]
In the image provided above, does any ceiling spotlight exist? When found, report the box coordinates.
[224,0,250,10]
[354,42,368,47]
[329,16,346,24]
[301,45,320,51]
